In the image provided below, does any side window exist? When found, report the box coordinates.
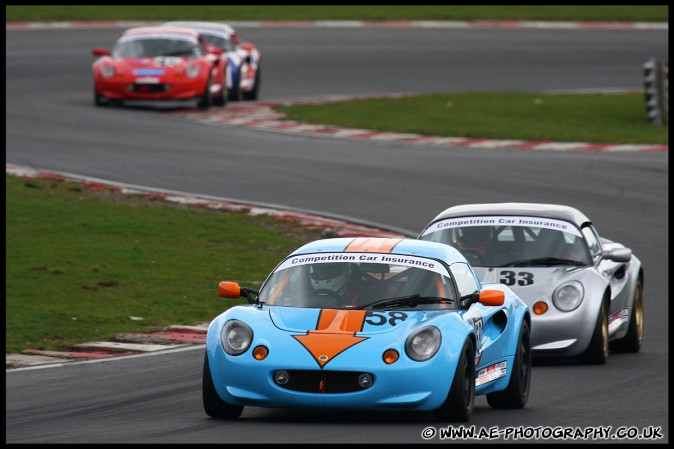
[581,226,602,261]
[450,263,479,298]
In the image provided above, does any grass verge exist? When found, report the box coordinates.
[276,92,668,145]
[5,175,326,354]
[5,6,668,22]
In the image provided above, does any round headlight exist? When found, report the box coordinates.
[405,326,441,362]
[553,281,584,312]
[186,62,200,78]
[221,320,253,355]
[100,64,115,78]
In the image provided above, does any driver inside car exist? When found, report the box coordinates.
[454,226,508,266]
[310,263,374,306]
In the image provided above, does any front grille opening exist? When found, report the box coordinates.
[129,84,170,93]
[274,370,374,393]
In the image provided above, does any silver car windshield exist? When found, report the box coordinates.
[421,216,591,267]
[259,252,456,309]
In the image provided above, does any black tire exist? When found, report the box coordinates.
[577,299,609,365]
[486,320,531,409]
[197,78,212,110]
[435,338,475,422]
[202,353,244,419]
[94,86,106,107]
[212,83,226,107]
[609,280,643,353]
[228,66,243,101]
[242,65,260,101]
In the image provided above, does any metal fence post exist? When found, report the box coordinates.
[643,58,668,126]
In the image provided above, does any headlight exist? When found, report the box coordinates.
[100,64,115,78]
[221,320,253,355]
[405,326,441,362]
[552,281,584,312]
[186,62,200,78]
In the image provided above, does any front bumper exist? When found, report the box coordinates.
[96,79,206,101]
[528,302,598,357]
[207,341,453,411]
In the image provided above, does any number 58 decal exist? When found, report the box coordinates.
[500,270,534,286]
[365,311,408,326]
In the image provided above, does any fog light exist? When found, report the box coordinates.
[274,370,289,385]
[357,373,373,389]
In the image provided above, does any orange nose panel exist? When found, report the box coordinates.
[293,309,369,368]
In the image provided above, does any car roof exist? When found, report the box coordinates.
[122,26,200,39]
[426,202,592,228]
[290,237,469,265]
[161,21,235,35]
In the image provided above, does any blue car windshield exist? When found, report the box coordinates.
[420,216,592,267]
[259,253,456,309]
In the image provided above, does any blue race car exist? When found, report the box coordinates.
[203,237,531,422]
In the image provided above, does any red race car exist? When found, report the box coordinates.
[91,26,227,109]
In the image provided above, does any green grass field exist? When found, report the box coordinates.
[5,175,326,353]
[276,92,668,145]
[5,5,668,22]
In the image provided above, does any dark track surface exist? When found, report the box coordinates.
[6,25,668,443]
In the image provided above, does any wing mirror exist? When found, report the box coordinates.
[205,44,224,56]
[602,248,632,263]
[462,289,505,309]
[92,47,111,57]
[479,290,505,307]
[219,281,259,304]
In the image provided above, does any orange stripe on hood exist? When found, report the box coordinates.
[345,237,402,253]
[316,309,367,332]
[293,309,368,368]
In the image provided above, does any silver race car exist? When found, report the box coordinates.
[419,203,644,364]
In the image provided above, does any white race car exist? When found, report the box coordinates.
[162,21,261,101]
[419,203,644,365]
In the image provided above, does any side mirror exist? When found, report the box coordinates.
[218,281,260,304]
[92,47,111,57]
[219,281,241,298]
[603,248,632,263]
[205,44,223,56]
[479,290,505,307]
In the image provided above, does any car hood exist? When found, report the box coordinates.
[268,306,450,335]
[472,266,587,303]
[111,56,191,74]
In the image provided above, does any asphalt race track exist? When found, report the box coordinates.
[6,25,669,443]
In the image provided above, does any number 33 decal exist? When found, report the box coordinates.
[500,270,534,286]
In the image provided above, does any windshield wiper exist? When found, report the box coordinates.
[497,257,586,268]
[355,295,453,310]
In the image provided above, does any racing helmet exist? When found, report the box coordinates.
[310,263,350,293]
[456,226,494,253]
